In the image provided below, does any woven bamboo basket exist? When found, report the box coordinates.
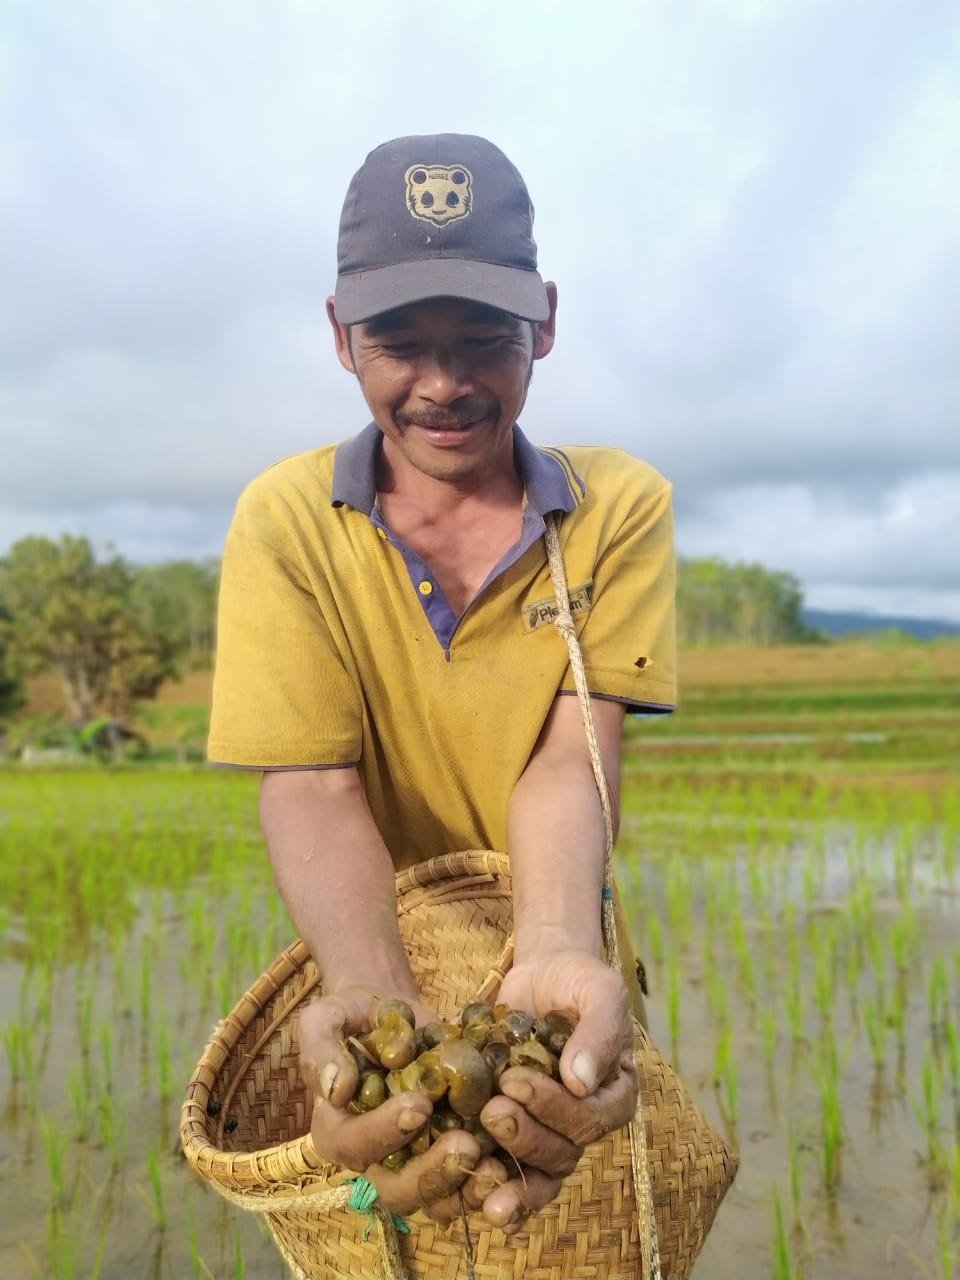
[181,851,737,1279]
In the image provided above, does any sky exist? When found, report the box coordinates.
[2,0,958,621]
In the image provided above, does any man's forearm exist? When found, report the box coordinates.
[507,697,624,964]
[259,768,419,1000]
[508,752,605,961]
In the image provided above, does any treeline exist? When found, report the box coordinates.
[677,556,820,647]
[0,533,818,725]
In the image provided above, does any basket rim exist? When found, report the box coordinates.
[180,849,514,1193]
[180,937,327,1190]
[394,848,510,894]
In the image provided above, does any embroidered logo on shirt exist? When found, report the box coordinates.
[405,164,473,227]
[521,581,594,633]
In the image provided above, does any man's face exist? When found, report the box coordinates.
[327,288,557,487]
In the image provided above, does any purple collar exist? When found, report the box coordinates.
[331,422,583,515]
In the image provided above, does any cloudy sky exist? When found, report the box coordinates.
[2,0,958,620]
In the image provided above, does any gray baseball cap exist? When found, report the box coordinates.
[333,133,549,325]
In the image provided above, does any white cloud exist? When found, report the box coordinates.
[1,0,958,621]
[678,471,960,619]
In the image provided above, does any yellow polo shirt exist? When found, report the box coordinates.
[209,425,675,871]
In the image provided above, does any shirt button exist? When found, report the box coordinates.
[418,580,433,596]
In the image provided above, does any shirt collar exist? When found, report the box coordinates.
[331,422,582,515]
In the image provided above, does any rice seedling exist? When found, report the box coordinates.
[785,1119,807,1237]
[76,984,94,1062]
[109,929,131,1019]
[139,934,155,1034]
[888,975,909,1062]
[784,977,805,1045]
[40,1114,68,1209]
[801,851,819,914]
[154,1008,173,1106]
[705,959,729,1027]
[863,997,888,1073]
[2,1018,25,1084]
[666,951,682,1066]
[912,1048,946,1174]
[892,830,914,902]
[141,1144,166,1232]
[94,1073,126,1169]
[816,1037,844,1193]
[761,1006,778,1071]
[67,1064,94,1142]
[98,1020,114,1097]
[843,927,862,1014]
[935,1189,958,1280]
[664,858,694,946]
[35,962,55,1031]
[771,1189,799,1280]
[730,911,757,1006]
[43,1210,76,1280]
[20,1021,41,1111]
[868,927,887,1000]
[747,858,764,908]
[812,924,837,1030]
[928,957,950,1036]
[714,1024,739,1132]
[944,1018,959,1127]
[890,900,917,976]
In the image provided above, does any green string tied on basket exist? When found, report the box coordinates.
[347,1176,410,1242]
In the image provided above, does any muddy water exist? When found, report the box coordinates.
[0,881,292,1280]
[1,779,957,1279]
[621,824,959,1280]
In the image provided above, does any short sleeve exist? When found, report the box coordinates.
[561,477,676,712]
[207,498,362,767]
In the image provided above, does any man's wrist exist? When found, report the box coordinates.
[321,950,420,1004]
[513,913,602,965]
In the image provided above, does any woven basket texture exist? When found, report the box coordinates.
[181,851,737,1279]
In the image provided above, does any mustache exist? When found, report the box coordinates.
[396,400,494,430]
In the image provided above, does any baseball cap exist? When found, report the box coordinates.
[334,133,549,325]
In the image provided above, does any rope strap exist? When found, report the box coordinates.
[209,1177,409,1280]
[348,1176,411,1242]
[544,512,663,1280]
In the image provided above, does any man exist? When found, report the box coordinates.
[208,134,676,1234]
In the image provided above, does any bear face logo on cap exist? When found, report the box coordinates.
[404,163,473,227]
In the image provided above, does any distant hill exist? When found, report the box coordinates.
[803,608,960,640]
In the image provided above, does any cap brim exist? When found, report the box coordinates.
[334,258,550,325]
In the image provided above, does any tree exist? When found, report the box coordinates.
[677,556,820,646]
[0,601,25,723]
[129,559,219,670]
[0,535,178,721]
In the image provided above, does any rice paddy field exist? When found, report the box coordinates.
[1,640,958,1279]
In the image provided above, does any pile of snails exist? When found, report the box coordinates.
[347,999,576,1171]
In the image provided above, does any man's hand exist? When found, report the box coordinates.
[301,987,484,1220]
[300,987,435,1111]
[475,950,638,1234]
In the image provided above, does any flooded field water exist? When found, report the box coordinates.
[1,644,958,1278]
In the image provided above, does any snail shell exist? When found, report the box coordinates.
[438,1039,494,1118]
[509,1038,557,1077]
[371,1012,417,1070]
[374,997,416,1029]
